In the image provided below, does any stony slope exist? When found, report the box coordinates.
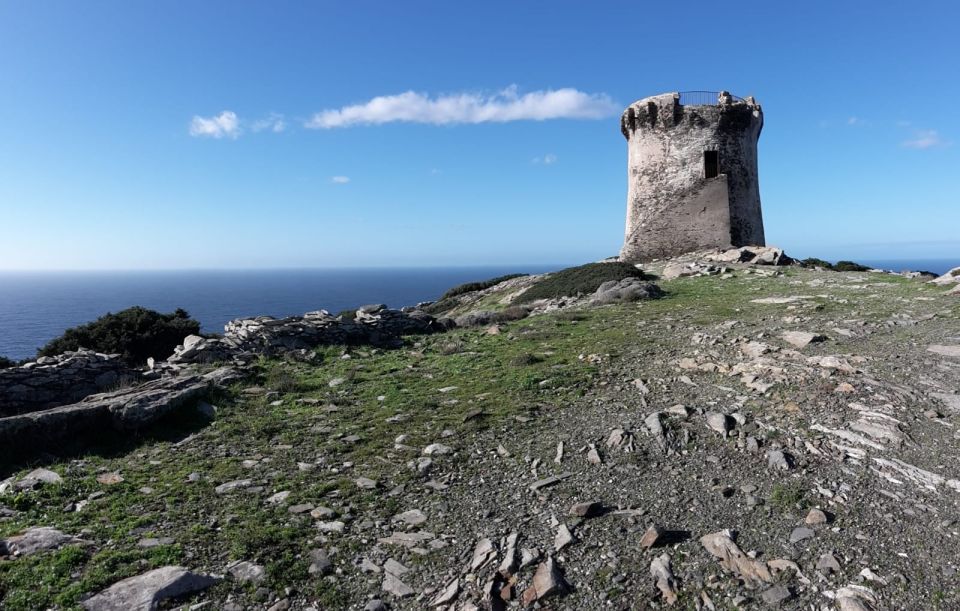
[1,265,959,610]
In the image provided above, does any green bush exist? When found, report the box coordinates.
[799,258,871,272]
[834,260,871,272]
[439,274,527,300]
[0,356,16,369]
[513,262,646,304]
[799,257,835,270]
[38,307,200,365]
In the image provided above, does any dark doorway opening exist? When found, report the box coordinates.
[703,150,719,179]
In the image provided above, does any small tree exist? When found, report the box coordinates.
[38,306,200,365]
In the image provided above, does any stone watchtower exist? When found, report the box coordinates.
[619,91,764,262]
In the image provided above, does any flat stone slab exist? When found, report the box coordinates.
[1,527,84,557]
[928,345,960,358]
[0,367,238,461]
[529,472,574,492]
[81,565,219,611]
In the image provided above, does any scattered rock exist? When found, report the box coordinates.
[215,479,252,494]
[529,472,573,492]
[760,584,793,606]
[355,477,378,490]
[805,508,829,525]
[393,509,427,526]
[780,331,825,349]
[700,530,772,586]
[640,525,666,549]
[789,527,815,544]
[766,449,792,471]
[422,443,452,455]
[706,412,731,435]
[569,501,602,518]
[471,537,496,570]
[650,553,679,605]
[16,468,63,489]
[381,558,414,598]
[308,548,333,576]
[554,524,574,551]
[431,578,459,606]
[817,552,841,575]
[227,560,266,585]
[521,557,567,605]
[1,526,83,557]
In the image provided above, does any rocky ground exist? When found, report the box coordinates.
[2,261,959,610]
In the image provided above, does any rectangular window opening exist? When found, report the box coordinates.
[703,150,719,179]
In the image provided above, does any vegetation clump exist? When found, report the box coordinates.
[422,273,527,315]
[799,258,871,272]
[0,356,16,369]
[513,262,646,304]
[833,260,871,272]
[439,274,527,300]
[38,306,200,365]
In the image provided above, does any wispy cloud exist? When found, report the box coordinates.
[305,86,618,129]
[252,113,286,133]
[532,153,558,165]
[330,176,350,184]
[901,129,950,149]
[847,116,864,126]
[189,111,241,139]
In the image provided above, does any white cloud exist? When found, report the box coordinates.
[330,176,350,184]
[189,111,241,139]
[847,116,862,126]
[252,113,286,133]
[305,86,618,129]
[532,153,558,165]
[902,129,950,149]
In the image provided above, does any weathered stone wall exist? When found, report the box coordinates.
[619,92,764,261]
[0,350,137,417]
[166,304,450,366]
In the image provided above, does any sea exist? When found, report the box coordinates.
[0,266,561,361]
[0,259,954,361]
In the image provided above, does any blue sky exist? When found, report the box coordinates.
[0,1,957,270]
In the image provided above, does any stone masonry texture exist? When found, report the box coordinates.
[619,91,764,261]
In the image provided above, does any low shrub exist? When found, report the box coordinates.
[834,260,871,272]
[439,274,527,300]
[513,262,646,304]
[799,257,834,270]
[493,305,530,322]
[510,353,543,366]
[439,340,465,355]
[0,356,16,369]
[799,258,871,272]
[37,306,200,366]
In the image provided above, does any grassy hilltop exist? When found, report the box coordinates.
[2,263,959,610]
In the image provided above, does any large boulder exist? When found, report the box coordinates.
[591,278,663,305]
[930,267,960,286]
[1,527,85,557]
[707,246,793,266]
[81,566,219,611]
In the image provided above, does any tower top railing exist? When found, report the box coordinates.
[677,91,746,106]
